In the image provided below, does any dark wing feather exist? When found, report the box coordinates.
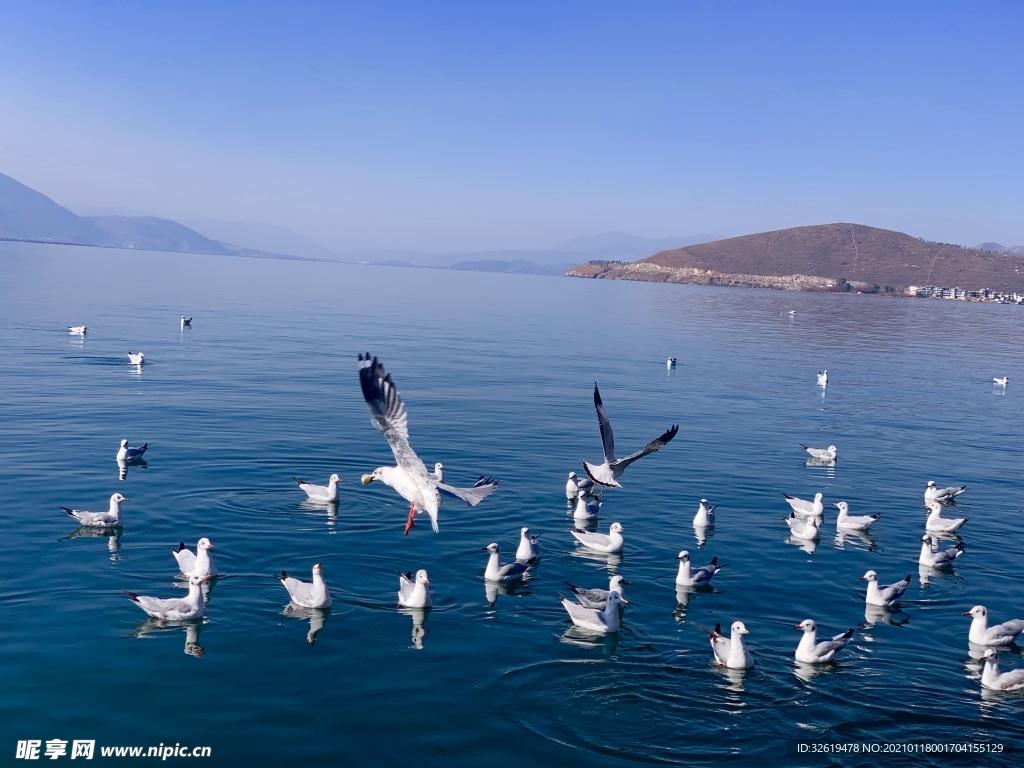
[436,477,498,507]
[610,424,679,471]
[593,384,616,462]
[358,354,426,474]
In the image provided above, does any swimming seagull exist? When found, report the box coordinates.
[693,499,719,527]
[817,370,828,386]
[117,439,150,462]
[834,501,879,531]
[861,570,912,607]
[125,575,208,620]
[560,590,626,633]
[784,492,824,518]
[397,569,432,608]
[68,325,88,335]
[963,606,1024,646]
[667,357,677,368]
[980,649,1024,691]
[693,621,754,669]
[481,542,529,582]
[180,316,192,328]
[924,500,969,533]
[581,383,678,488]
[278,563,333,609]
[800,444,837,461]
[918,534,963,568]
[171,538,219,578]
[993,377,1008,387]
[572,490,601,520]
[785,513,821,540]
[127,352,145,366]
[794,620,854,663]
[357,354,498,534]
[569,521,625,554]
[561,574,630,610]
[61,493,128,527]
[515,527,541,562]
[565,471,596,500]
[924,480,967,503]
[675,550,728,587]
[293,474,341,502]
[432,463,444,482]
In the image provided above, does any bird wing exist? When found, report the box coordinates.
[592,384,616,463]
[435,476,498,507]
[397,571,415,603]
[570,528,610,548]
[560,595,601,627]
[610,425,679,472]
[281,575,314,604]
[358,354,428,477]
[498,561,529,579]
[173,548,197,574]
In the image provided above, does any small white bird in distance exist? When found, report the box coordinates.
[918,534,963,568]
[693,620,754,669]
[61,493,128,527]
[68,325,88,335]
[800,444,837,461]
[861,570,912,607]
[127,352,145,365]
[794,619,855,664]
[924,480,967,503]
[817,370,828,386]
[993,376,1008,387]
[278,563,333,609]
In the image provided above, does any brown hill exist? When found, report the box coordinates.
[568,223,1024,294]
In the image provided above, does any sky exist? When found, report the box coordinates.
[0,1,1021,253]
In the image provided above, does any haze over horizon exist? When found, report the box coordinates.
[0,1,1020,253]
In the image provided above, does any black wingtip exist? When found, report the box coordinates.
[905,574,913,583]
[783,493,795,500]
[292,477,306,486]
[124,591,140,602]
[562,580,580,593]
[714,622,722,634]
[279,570,288,581]
[842,628,855,639]
[799,444,809,450]
[709,556,718,566]
[60,507,74,516]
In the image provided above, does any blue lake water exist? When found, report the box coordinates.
[0,241,1022,766]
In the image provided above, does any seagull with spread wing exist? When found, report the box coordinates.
[582,383,678,488]
[357,353,498,534]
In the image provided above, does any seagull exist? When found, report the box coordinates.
[834,501,879,531]
[515,527,541,562]
[861,570,912,607]
[800,444,837,461]
[127,352,145,366]
[675,550,728,587]
[117,439,150,462]
[817,370,828,386]
[357,354,498,534]
[693,498,718,527]
[431,463,444,482]
[693,621,754,669]
[565,471,596,500]
[481,542,529,582]
[569,521,625,554]
[581,383,678,488]
[794,620,854,663]
[561,574,630,610]
[918,534,964,568]
[278,563,332,609]
[171,538,219,578]
[784,492,824,518]
[980,649,1024,691]
[963,605,1024,646]
[788,310,797,316]
[68,325,88,335]
[667,357,677,368]
[397,569,432,608]
[571,490,601,520]
[785,513,821,540]
[993,377,1008,387]
[924,480,967,503]
[559,590,626,633]
[925,500,969,533]
[61,493,127,527]
[125,575,208,620]
[293,474,341,502]
[180,316,192,328]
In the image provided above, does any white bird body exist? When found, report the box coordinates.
[68,325,88,335]
[171,538,218,578]
[358,354,498,534]
[582,383,678,488]
[924,480,966,503]
[675,550,727,587]
[925,500,968,533]
[572,491,601,520]
[834,501,879,531]
[817,370,828,386]
[693,498,718,527]
[116,439,150,461]
[482,542,529,582]
[800,444,837,461]
[293,473,341,502]
[784,492,824,518]
[397,569,432,608]
[980,650,1024,691]
[964,605,1024,646]
[794,620,854,663]
[180,316,191,327]
[918,535,964,568]
[565,471,595,500]
[862,570,912,607]
[126,575,207,620]
[785,513,821,540]
[560,590,626,633]
[695,620,754,669]
[515,527,541,561]
[993,377,1008,387]
[61,493,127,527]
[570,521,624,554]
[279,563,332,609]
[432,463,444,482]
[127,352,145,365]
[562,574,628,610]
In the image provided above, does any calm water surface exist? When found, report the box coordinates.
[0,242,1022,766]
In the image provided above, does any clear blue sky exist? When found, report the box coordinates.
[1,1,1020,252]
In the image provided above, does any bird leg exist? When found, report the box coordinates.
[403,501,416,536]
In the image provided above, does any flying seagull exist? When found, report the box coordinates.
[357,354,498,534]
[582,383,678,487]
